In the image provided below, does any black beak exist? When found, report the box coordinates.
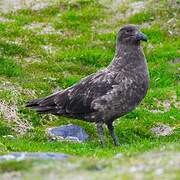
[136,32,148,42]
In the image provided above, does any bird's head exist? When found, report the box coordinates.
[117,24,147,46]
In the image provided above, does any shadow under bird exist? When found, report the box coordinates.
[26,24,149,146]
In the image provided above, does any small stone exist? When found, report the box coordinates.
[47,124,89,143]
[150,124,174,136]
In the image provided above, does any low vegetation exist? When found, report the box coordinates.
[0,0,179,178]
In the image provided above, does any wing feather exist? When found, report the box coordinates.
[54,70,119,114]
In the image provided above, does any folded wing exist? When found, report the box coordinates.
[26,70,119,116]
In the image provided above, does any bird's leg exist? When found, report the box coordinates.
[107,122,120,146]
[97,122,105,147]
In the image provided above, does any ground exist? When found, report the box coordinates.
[0,0,179,179]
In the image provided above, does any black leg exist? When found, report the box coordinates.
[97,123,105,147]
[107,122,120,146]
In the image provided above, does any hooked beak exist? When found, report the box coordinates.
[136,32,148,42]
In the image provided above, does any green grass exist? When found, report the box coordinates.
[0,160,33,172]
[0,0,179,177]
[0,120,11,136]
[0,57,22,77]
[128,11,154,24]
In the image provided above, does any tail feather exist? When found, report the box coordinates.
[36,106,58,114]
[26,93,59,114]
[26,98,44,107]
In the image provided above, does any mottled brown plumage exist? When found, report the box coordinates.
[26,24,149,146]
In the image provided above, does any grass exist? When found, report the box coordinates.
[128,11,154,24]
[0,0,179,178]
[0,160,33,172]
[0,57,22,77]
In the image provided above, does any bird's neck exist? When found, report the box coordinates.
[116,43,141,54]
[108,44,146,70]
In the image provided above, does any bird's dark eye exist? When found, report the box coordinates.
[126,29,132,33]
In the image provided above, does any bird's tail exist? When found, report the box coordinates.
[26,93,58,114]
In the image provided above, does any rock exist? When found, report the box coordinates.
[0,152,70,161]
[47,124,89,143]
[150,124,174,136]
